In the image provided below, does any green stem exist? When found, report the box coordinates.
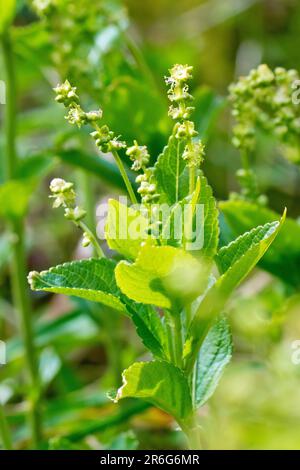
[173,312,183,368]
[164,310,175,363]
[185,303,192,330]
[112,150,138,205]
[78,221,104,258]
[0,404,13,450]
[181,414,202,450]
[241,148,250,170]
[78,171,95,234]
[1,31,42,447]
[189,165,196,194]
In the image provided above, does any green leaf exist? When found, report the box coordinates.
[184,210,285,371]
[194,316,232,408]
[154,131,189,204]
[115,245,208,309]
[0,179,36,219]
[161,175,219,260]
[105,198,153,260]
[0,0,16,33]
[28,258,126,313]
[220,200,300,288]
[114,361,193,423]
[216,221,280,274]
[125,302,167,360]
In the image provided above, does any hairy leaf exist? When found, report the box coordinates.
[105,198,153,260]
[115,245,208,309]
[29,258,126,312]
[220,200,300,288]
[154,132,189,204]
[184,210,285,371]
[114,361,193,422]
[194,316,232,408]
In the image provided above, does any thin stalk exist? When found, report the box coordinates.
[0,404,13,450]
[185,303,192,330]
[112,150,138,205]
[164,310,175,363]
[1,31,42,447]
[77,171,105,258]
[189,165,196,194]
[173,312,183,368]
[78,221,104,258]
[78,171,96,234]
[241,148,250,170]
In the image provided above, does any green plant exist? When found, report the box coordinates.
[28,64,285,449]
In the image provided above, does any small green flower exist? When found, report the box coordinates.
[136,169,160,204]
[64,206,87,223]
[91,126,126,153]
[175,121,198,140]
[49,178,76,208]
[182,141,205,168]
[82,232,92,248]
[126,140,150,171]
[65,104,87,127]
[54,80,79,107]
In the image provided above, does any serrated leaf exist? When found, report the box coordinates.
[124,302,167,360]
[161,175,219,260]
[105,198,153,260]
[194,316,232,408]
[216,221,279,274]
[220,200,300,288]
[114,361,193,423]
[154,131,189,204]
[29,258,126,312]
[184,210,285,371]
[115,245,208,309]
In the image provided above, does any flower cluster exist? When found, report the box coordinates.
[229,64,300,151]
[49,178,87,226]
[90,126,126,154]
[54,80,103,129]
[54,81,126,153]
[165,64,194,121]
[165,65,205,169]
[126,140,150,171]
[136,169,160,204]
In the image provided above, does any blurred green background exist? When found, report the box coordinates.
[0,0,300,450]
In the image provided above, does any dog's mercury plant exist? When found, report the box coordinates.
[28,65,285,449]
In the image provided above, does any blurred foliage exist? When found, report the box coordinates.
[0,0,300,451]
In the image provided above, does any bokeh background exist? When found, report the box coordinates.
[0,0,300,449]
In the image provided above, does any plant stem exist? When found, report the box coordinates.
[180,414,202,450]
[241,148,250,170]
[112,151,138,205]
[189,165,196,194]
[164,310,175,363]
[0,404,13,450]
[1,31,42,447]
[78,221,104,258]
[173,312,183,368]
